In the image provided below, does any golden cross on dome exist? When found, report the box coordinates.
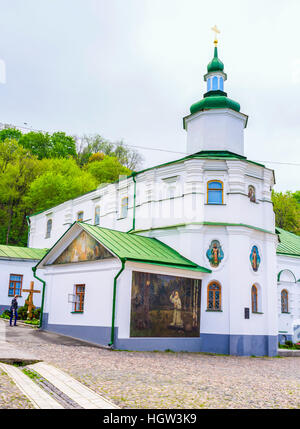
[211,25,220,46]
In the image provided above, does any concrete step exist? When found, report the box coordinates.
[28,362,118,409]
[278,349,300,357]
[0,363,63,409]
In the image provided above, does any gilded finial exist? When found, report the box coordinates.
[211,25,220,46]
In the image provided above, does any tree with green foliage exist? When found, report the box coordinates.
[18,131,77,159]
[24,158,98,214]
[85,155,131,184]
[0,139,42,244]
[272,191,300,235]
[0,128,22,142]
[0,128,77,160]
[0,128,137,246]
[293,191,300,204]
[77,134,143,170]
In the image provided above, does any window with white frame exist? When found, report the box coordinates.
[94,206,100,225]
[46,219,52,238]
[120,197,128,218]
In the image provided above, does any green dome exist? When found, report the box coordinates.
[207,47,224,73]
[190,96,240,115]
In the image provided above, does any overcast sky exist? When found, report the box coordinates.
[0,0,299,191]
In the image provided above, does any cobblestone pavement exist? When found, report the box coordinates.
[9,334,300,409]
[0,368,33,409]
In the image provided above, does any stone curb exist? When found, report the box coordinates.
[1,318,38,329]
[277,349,300,357]
[0,363,63,409]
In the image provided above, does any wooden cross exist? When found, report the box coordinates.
[23,281,40,320]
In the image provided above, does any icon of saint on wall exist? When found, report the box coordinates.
[206,240,224,268]
[250,245,261,272]
[169,290,184,328]
[248,185,256,202]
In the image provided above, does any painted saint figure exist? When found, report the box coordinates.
[250,245,261,272]
[248,185,256,203]
[169,291,184,328]
[206,240,224,267]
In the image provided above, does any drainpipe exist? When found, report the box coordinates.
[32,266,46,329]
[109,259,125,348]
[127,173,137,233]
[26,215,30,247]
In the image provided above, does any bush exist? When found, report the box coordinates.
[17,305,28,320]
[32,308,40,320]
[0,310,10,319]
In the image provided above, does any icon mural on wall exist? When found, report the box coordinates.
[52,230,113,264]
[250,245,261,272]
[206,240,224,267]
[130,271,201,338]
[248,185,256,202]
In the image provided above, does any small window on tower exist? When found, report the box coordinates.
[46,219,52,238]
[207,78,212,91]
[212,76,218,90]
[94,206,100,225]
[207,181,223,204]
[121,197,128,218]
[219,77,224,91]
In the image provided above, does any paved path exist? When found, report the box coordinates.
[0,320,118,409]
[0,363,63,409]
[3,321,300,409]
[28,362,117,409]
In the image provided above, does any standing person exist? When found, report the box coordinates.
[9,295,18,327]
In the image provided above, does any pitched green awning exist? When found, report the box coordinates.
[276,227,300,258]
[0,245,48,260]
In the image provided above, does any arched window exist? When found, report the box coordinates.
[207,281,221,311]
[281,289,288,313]
[251,285,258,313]
[212,76,218,90]
[46,219,52,238]
[219,77,224,91]
[77,211,84,221]
[207,181,223,204]
[207,78,212,91]
[94,206,100,225]
[121,197,128,218]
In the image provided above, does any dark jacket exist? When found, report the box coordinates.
[10,298,18,311]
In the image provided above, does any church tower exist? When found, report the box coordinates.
[184,29,248,156]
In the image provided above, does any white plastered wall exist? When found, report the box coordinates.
[0,259,42,309]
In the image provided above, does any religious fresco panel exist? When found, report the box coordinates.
[52,230,113,265]
[250,245,261,272]
[248,185,256,202]
[206,240,224,268]
[130,271,201,338]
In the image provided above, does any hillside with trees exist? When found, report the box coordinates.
[0,128,142,246]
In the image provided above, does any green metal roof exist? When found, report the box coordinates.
[276,227,300,258]
[0,245,48,260]
[190,96,241,114]
[78,222,211,272]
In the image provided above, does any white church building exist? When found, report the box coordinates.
[13,38,299,356]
